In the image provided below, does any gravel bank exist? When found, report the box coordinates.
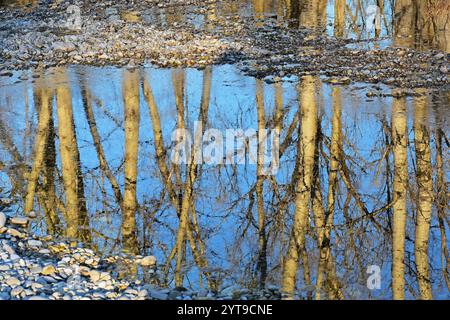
[0,212,284,300]
[0,0,448,92]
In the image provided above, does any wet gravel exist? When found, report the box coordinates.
[0,212,287,300]
[0,0,448,92]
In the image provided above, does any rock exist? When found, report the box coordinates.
[138,255,156,267]
[78,266,91,277]
[10,254,20,261]
[6,277,21,287]
[10,286,24,297]
[138,289,148,297]
[89,270,111,283]
[30,266,43,274]
[106,292,117,299]
[3,243,15,255]
[27,239,43,247]
[27,296,49,300]
[0,212,6,228]
[0,265,10,271]
[41,265,56,276]
[100,272,111,281]
[52,42,76,53]
[26,211,37,219]
[10,217,28,227]
[7,228,24,238]
[440,65,448,74]
[327,77,351,85]
[434,53,445,60]
[105,7,119,16]
[107,15,122,23]
[42,276,57,283]
[31,282,44,291]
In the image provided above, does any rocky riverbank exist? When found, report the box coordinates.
[0,0,448,92]
[0,212,283,300]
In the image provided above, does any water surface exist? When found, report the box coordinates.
[0,0,449,299]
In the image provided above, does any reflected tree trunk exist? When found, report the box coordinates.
[173,68,212,287]
[27,75,60,234]
[40,101,60,235]
[144,68,213,288]
[256,79,267,289]
[391,94,408,300]
[435,124,450,291]
[24,79,52,214]
[122,69,140,254]
[0,116,26,197]
[55,69,90,242]
[314,87,343,300]
[80,75,123,210]
[413,92,433,300]
[282,76,317,299]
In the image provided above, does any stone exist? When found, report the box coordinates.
[0,265,10,271]
[138,255,156,266]
[10,217,28,226]
[6,277,21,287]
[7,228,24,238]
[3,243,15,255]
[0,212,6,228]
[31,282,44,291]
[100,272,111,281]
[41,265,56,276]
[28,296,49,300]
[106,292,117,299]
[30,266,43,274]
[89,270,99,282]
[138,289,148,297]
[26,211,37,218]
[11,286,24,297]
[10,254,20,261]
[42,276,58,283]
[79,266,91,277]
[52,42,76,53]
[27,240,43,247]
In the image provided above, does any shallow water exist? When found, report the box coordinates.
[121,0,450,52]
[0,0,449,299]
[1,62,448,298]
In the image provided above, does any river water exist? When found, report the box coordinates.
[0,0,449,299]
